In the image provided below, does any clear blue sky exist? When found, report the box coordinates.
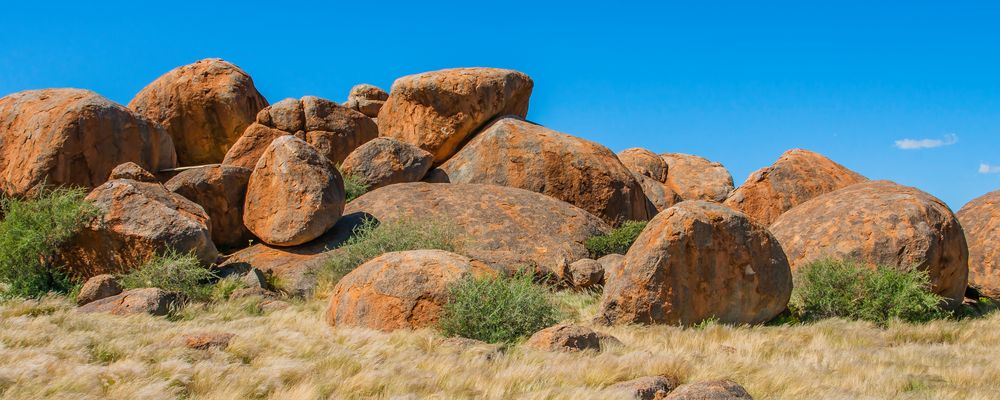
[2,1,998,209]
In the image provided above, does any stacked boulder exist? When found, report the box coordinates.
[340,137,434,190]
[343,84,388,118]
[618,148,682,213]
[659,153,734,202]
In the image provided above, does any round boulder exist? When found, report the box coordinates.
[957,190,999,298]
[725,148,867,226]
[326,250,495,331]
[128,59,268,166]
[770,180,968,304]
[597,201,792,326]
[665,380,752,400]
[526,323,602,352]
[244,136,345,247]
[340,137,434,190]
[618,148,668,182]
[344,84,388,118]
[378,67,533,164]
[108,162,158,183]
[660,153,734,202]
[165,164,255,249]
[0,89,176,196]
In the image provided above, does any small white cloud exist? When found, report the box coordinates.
[979,163,1000,174]
[894,133,958,150]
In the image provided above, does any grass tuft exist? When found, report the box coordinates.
[584,220,647,258]
[338,166,370,202]
[118,249,216,301]
[438,272,560,345]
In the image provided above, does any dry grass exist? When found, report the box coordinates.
[1,292,998,399]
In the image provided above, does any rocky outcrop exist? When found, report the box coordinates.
[340,137,433,190]
[128,59,268,166]
[78,288,178,316]
[664,380,753,400]
[770,180,968,304]
[598,201,792,326]
[378,68,533,164]
[76,274,122,306]
[957,190,999,298]
[619,148,668,182]
[432,118,650,225]
[326,250,495,331]
[222,96,377,168]
[0,89,176,196]
[165,164,254,249]
[724,149,866,225]
[345,183,610,277]
[660,153,733,202]
[344,84,387,118]
[526,323,602,352]
[243,136,345,247]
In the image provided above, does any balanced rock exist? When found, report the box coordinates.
[770,180,969,304]
[344,84,388,118]
[223,96,377,168]
[326,250,495,331]
[345,183,610,277]
[378,67,533,164]
[129,59,268,166]
[606,376,677,400]
[108,162,158,182]
[660,153,734,202]
[243,136,345,246]
[664,380,753,400]
[78,288,178,316]
[725,149,867,226]
[165,164,254,249]
[619,148,668,182]
[76,274,122,306]
[598,201,792,326]
[340,137,434,190]
[526,323,602,352]
[432,118,650,225]
[956,190,999,298]
[0,89,176,196]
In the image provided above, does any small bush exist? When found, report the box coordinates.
[438,272,560,345]
[210,276,247,302]
[118,249,215,301]
[584,220,647,258]
[789,259,947,325]
[338,166,369,202]
[0,187,99,298]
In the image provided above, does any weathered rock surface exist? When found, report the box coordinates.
[664,380,753,400]
[345,183,610,277]
[597,254,625,278]
[660,153,734,202]
[108,162,158,182]
[598,201,792,326]
[340,137,433,190]
[59,179,218,277]
[243,136,345,246]
[770,180,969,304]
[0,89,176,196]
[432,118,650,225]
[222,96,377,168]
[183,332,235,350]
[344,84,387,118]
[78,288,178,316]
[958,190,999,298]
[606,376,677,400]
[326,250,495,331]
[634,173,683,213]
[725,149,867,226]
[165,164,254,249]
[526,323,602,352]
[76,274,122,306]
[129,59,268,166]
[619,148,668,182]
[566,258,604,288]
[378,67,533,164]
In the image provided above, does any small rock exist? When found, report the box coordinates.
[183,332,235,350]
[607,376,677,400]
[240,268,270,290]
[597,331,625,349]
[526,323,602,352]
[566,258,604,288]
[78,288,178,316]
[261,299,291,312]
[229,287,279,300]
[664,380,753,399]
[344,84,388,118]
[76,274,122,306]
[108,162,158,182]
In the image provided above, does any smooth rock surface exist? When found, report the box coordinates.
[165,164,254,249]
[660,153,734,202]
[957,190,999,298]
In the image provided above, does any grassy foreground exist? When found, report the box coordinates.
[1,293,998,400]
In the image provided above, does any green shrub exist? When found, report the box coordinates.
[118,249,216,301]
[584,220,647,258]
[789,259,947,325]
[338,166,369,202]
[438,272,560,345]
[0,187,99,298]
[210,276,247,302]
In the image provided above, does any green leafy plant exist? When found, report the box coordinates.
[438,272,560,345]
[338,166,370,202]
[0,187,99,298]
[584,220,647,258]
[210,276,247,302]
[118,249,215,301]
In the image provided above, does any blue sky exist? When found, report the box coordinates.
[2,1,998,209]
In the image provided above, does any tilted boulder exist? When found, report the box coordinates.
[598,201,792,326]
[618,148,668,182]
[660,153,734,202]
[76,274,122,306]
[432,118,650,225]
[165,164,254,249]
[243,136,345,246]
[378,67,533,164]
[526,323,602,352]
[770,180,968,304]
[129,59,268,166]
[326,250,495,331]
[343,84,388,118]
[345,183,610,277]
[0,89,176,196]
[340,137,433,190]
[222,96,377,168]
[957,190,999,298]
[664,380,753,400]
[78,288,178,316]
[725,149,867,226]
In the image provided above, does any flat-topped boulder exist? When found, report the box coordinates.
[660,153,734,202]
[957,190,1000,298]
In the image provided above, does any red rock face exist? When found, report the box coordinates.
[660,153,734,202]
[725,149,867,226]
[770,180,969,304]
[618,148,668,182]
[243,136,345,247]
[0,89,176,196]
[326,250,496,331]
[129,59,268,166]
[433,118,651,225]
[378,67,533,164]
[957,190,1000,298]
[165,164,255,249]
[597,201,792,326]
[340,137,434,190]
